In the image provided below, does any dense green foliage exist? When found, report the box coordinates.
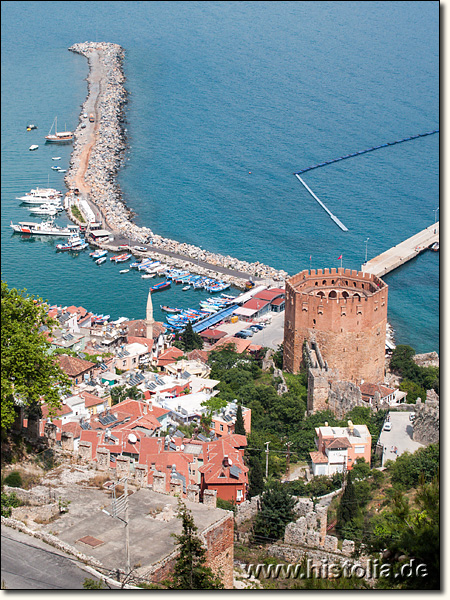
[368,475,439,589]
[390,345,439,402]
[336,472,357,535]
[1,490,21,517]
[3,471,22,488]
[166,501,224,589]
[173,322,204,352]
[110,384,142,406]
[386,443,439,489]
[1,281,71,431]
[287,473,343,498]
[253,481,296,542]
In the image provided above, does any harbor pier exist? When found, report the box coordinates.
[361,222,439,278]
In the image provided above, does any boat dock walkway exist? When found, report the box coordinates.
[361,222,439,278]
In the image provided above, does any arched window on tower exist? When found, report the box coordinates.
[329,290,337,299]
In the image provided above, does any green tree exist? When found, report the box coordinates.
[247,454,265,498]
[1,281,71,431]
[110,384,142,406]
[180,322,204,352]
[234,402,246,435]
[336,472,358,535]
[253,480,296,542]
[166,501,224,589]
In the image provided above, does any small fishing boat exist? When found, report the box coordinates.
[26,124,37,130]
[119,269,130,274]
[96,256,107,265]
[160,306,182,314]
[115,253,132,263]
[57,169,67,173]
[141,273,156,279]
[29,145,39,151]
[110,253,129,261]
[52,157,61,161]
[91,249,108,259]
[431,242,439,251]
[182,286,190,291]
[150,280,171,293]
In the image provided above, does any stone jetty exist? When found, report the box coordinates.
[65,42,288,288]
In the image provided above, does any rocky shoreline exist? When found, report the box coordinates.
[65,42,288,286]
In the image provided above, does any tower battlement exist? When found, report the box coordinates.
[283,268,388,387]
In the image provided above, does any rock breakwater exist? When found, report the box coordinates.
[66,42,288,286]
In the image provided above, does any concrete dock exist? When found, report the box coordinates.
[361,222,439,278]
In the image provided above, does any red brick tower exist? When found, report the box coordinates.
[283,268,388,385]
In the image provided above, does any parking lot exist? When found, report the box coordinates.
[217,311,285,350]
[379,411,425,466]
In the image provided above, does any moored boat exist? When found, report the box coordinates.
[150,280,171,293]
[160,306,182,313]
[119,269,130,274]
[29,145,39,151]
[28,203,61,216]
[10,219,74,236]
[45,117,74,143]
[96,256,107,265]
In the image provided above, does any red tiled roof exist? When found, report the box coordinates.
[61,421,82,439]
[242,298,271,311]
[324,437,352,449]
[310,451,329,464]
[127,336,154,351]
[157,346,184,366]
[359,383,395,398]
[186,349,209,364]
[55,354,96,377]
[126,320,166,339]
[199,437,248,485]
[209,337,252,354]
[253,288,285,302]
[41,402,73,419]
[199,329,227,340]
[271,297,285,306]
[80,391,106,408]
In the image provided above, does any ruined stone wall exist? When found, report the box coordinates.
[284,268,387,385]
[327,381,365,419]
[412,399,439,445]
[148,513,234,589]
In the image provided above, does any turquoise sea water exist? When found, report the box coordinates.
[1,1,439,352]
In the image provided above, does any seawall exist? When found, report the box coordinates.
[65,42,288,287]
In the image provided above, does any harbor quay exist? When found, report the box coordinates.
[65,42,288,287]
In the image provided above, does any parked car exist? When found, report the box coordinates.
[409,413,416,422]
[383,421,392,431]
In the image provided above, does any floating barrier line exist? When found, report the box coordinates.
[295,174,348,232]
[294,129,439,175]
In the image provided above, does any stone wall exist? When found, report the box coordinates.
[412,398,439,445]
[144,512,234,589]
[327,380,366,419]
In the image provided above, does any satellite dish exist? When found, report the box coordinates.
[128,433,138,444]
[180,444,185,451]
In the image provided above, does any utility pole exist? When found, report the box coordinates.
[102,477,130,577]
[265,441,270,478]
[285,441,292,480]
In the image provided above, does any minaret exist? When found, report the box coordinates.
[146,288,154,339]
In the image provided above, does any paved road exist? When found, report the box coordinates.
[1,526,99,590]
[378,411,424,466]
